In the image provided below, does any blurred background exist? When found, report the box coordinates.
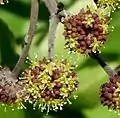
[0,0,120,118]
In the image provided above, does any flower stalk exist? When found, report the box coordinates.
[42,0,59,61]
[89,51,117,77]
[12,0,39,78]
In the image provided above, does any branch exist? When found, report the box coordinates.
[89,51,117,77]
[42,0,57,15]
[42,0,59,61]
[48,15,59,61]
[42,1,71,61]
[12,0,39,78]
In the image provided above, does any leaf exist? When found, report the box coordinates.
[84,105,120,118]
[0,19,18,68]
[0,105,25,118]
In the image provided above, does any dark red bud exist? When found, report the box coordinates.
[45,96,50,101]
[54,90,60,95]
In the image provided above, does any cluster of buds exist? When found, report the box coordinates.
[63,7,109,55]
[19,58,79,113]
[0,0,8,5]
[0,66,24,110]
[100,74,120,112]
[97,0,120,11]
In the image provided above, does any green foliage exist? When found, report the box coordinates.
[0,0,120,118]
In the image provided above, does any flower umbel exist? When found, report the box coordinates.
[100,74,120,113]
[19,58,79,113]
[63,7,109,55]
[0,0,8,5]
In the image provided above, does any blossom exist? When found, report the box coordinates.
[63,7,109,55]
[19,58,79,113]
[0,66,24,110]
[100,74,120,113]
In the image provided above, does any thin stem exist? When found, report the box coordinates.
[42,0,71,61]
[89,51,117,77]
[42,0,59,61]
[12,0,39,78]
[42,0,57,15]
[48,15,59,61]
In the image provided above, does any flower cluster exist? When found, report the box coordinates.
[0,66,24,110]
[63,7,109,55]
[100,74,120,112]
[19,58,79,113]
[97,0,120,11]
[0,0,8,5]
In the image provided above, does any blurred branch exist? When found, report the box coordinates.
[12,0,39,78]
[89,51,117,77]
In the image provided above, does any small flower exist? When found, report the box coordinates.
[0,0,8,5]
[97,0,120,11]
[19,58,79,113]
[100,74,120,113]
[63,7,109,55]
[0,66,24,110]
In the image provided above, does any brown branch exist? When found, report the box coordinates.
[12,0,39,78]
[42,0,57,15]
[48,15,59,61]
[42,0,59,61]
[42,0,71,61]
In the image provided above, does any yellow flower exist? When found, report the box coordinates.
[19,58,79,113]
[98,0,120,11]
[63,7,109,55]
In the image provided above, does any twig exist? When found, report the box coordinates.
[42,0,57,15]
[89,51,117,77]
[12,0,39,78]
[42,0,71,61]
[42,0,59,61]
[48,15,59,61]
